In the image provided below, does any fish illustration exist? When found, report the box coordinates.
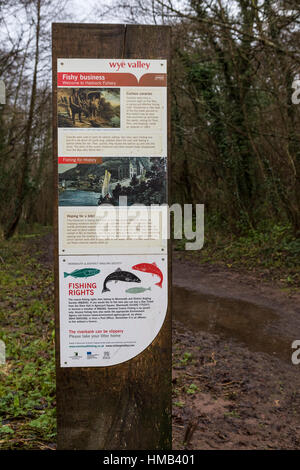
[64,268,100,278]
[102,268,141,293]
[125,287,151,294]
[132,262,163,288]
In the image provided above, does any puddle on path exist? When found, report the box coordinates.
[173,286,292,361]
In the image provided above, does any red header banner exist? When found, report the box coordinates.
[58,157,103,164]
[57,73,167,87]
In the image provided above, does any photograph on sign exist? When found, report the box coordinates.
[59,254,168,367]
[58,157,167,206]
[58,87,120,128]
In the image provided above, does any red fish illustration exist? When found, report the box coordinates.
[132,262,163,288]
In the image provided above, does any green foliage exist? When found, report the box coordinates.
[0,425,14,436]
[175,216,300,288]
[173,401,185,408]
[224,410,240,419]
[180,352,193,365]
[0,228,55,449]
[186,383,199,395]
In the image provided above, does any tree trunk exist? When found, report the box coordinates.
[4,0,41,239]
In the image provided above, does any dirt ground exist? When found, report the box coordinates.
[32,234,300,449]
[172,255,300,450]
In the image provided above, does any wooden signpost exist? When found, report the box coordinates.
[52,24,171,450]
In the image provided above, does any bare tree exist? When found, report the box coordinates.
[0,0,71,238]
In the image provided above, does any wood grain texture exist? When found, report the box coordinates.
[52,23,171,450]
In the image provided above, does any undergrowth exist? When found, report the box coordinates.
[175,218,300,288]
[0,227,55,449]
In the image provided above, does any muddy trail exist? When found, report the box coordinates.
[172,257,300,450]
[33,234,300,449]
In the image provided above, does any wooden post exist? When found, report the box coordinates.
[52,24,171,450]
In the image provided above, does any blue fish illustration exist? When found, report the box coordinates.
[64,268,100,278]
